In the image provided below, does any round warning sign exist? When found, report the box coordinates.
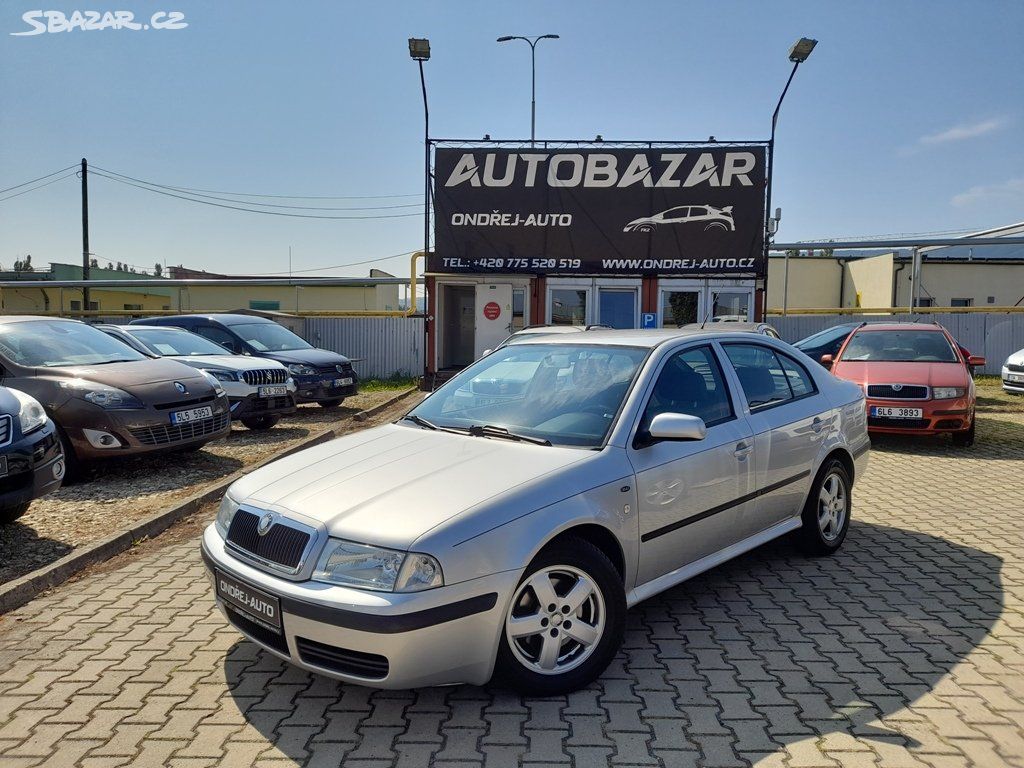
[483,301,501,320]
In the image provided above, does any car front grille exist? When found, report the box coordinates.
[241,368,289,386]
[0,415,11,448]
[296,636,389,679]
[315,363,353,376]
[154,395,217,411]
[225,605,289,655]
[226,509,311,571]
[129,412,229,446]
[867,384,928,400]
[1009,363,1024,373]
[868,416,931,429]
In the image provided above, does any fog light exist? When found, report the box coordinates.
[83,429,122,449]
[52,459,65,480]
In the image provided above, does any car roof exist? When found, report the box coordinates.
[141,313,271,326]
[515,326,585,335]
[0,315,83,325]
[854,322,947,333]
[680,322,770,332]
[508,327,783,349]
[118,324,187,332]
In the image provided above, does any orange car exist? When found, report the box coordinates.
[823,322,984,447]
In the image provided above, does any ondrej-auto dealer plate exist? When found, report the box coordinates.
[215,569,282,633]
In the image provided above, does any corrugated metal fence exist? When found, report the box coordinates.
[304,317,424,379]
[771,313,1024,375]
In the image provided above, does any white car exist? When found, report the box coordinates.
[100,325,296,430]
[624,204,735,233]
[1003,348,1024,394]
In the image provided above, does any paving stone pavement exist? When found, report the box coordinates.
[1,413,1023,767]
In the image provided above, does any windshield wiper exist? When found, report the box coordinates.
[400,414,467,435]
[467,424,551,446]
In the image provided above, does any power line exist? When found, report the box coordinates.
[91,166,422,211]
[0,171,78,203]
[254,250,420,275]
[89,171,424,220]
[0,165,78,196]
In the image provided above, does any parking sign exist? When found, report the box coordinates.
[641,312,657,329]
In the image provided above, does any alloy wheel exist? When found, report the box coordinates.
[505,565,606,676]
[818,471,847,542]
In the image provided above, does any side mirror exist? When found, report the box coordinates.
[968,355,985,367]
[648,413,707,442]
[819,354,834,368]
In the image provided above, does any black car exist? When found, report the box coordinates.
[0,386,64,523]
[793,323,860,365]
[132,315,358,406]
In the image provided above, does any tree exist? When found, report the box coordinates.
[116,262,124,272]
[785,249,799,260]
[89,258,98,268]
[818,247,835,259]
[13,255,34,272]
[153,263,163,277]
[106,262,113,270]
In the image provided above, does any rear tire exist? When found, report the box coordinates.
[0,502,31,525]
[495,537,625,695]
[240,415,281,430]
[318,398,344,409]
[952,420,975,447]
[797,458,851,556]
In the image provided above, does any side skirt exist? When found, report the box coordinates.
[626,517,802,608]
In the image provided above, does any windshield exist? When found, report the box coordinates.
[839,330,958,363]
[131,328,233,357]
[230,322,312,352]
[408,343,649,448]
[0,321,148,367]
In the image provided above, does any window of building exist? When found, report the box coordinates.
[123,304,142,311]
[550,289,587,325]
[950,298,973,307]
[987,296,995,304]
[661,291,699,327]
[712,291,750,321]
[597,288,637,329]
[70,300,81,311]
[916,297,935,307]
[249,300,280,311]
[512,289,526,332]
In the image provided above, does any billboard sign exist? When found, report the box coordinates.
[430,145,767,276]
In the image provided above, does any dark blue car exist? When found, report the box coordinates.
[132,314,358,407]
[0,386,64,523]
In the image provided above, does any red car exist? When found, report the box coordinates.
[822,323,985,447]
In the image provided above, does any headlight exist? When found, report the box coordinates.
[313,538,444,592]
[198,369,226,396]
[288,364,317,376]
[59,379,144,409]
[215,493,240,538]
[202,368,238,382]
[10,389,47,435]
[933,387,966,399]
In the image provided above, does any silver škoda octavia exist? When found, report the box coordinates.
[202,329,869,694]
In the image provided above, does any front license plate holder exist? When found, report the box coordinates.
[259,386,288,397]
[871,406,923,419]
[215,569,282,633]
[170,406,214,425]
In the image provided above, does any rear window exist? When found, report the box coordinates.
[839,330,957,363]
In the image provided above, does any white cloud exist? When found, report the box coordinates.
[951,177,1024,208]
[920,117,1007,146]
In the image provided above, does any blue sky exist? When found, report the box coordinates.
[1,1,1022,277]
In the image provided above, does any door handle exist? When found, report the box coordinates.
[733,441,752,459]
[811,416,826,434]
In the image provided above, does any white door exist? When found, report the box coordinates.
[474,283,513,357]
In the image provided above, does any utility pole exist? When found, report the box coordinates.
[81,158,90,311]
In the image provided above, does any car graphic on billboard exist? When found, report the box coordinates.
[623,204,735,233]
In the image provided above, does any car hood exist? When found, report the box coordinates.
[227,423,592,550]
[833,360,968,388]
[255,347,350,366]
[167,355,285,372]
[1006,349,1024,367]
[42,358,210,388]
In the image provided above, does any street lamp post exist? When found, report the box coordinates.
[766,37,816,317]
[496,34,559,144]
[408,38,431,262]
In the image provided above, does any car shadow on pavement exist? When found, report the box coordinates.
[0,524,73,584]
[870,415,1024,461]
[220,520,1003,764]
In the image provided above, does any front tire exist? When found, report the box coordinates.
[495,537,625,695]
[0,502,31,525]
[317,398,344,409]
[952,420,975,447]
[240,414,281,430]
[797,458,851,556]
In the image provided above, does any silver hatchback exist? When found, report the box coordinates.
[202,329,869,694]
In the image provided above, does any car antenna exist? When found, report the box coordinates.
[699,305,713,330]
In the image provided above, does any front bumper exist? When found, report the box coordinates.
[60,393,232,460]
[865,396,973,435]
[1002,367,1024,394]
[200,525,516,688]
[0,422,64,509]
[229,393,297,419]
[292,373,359,404]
